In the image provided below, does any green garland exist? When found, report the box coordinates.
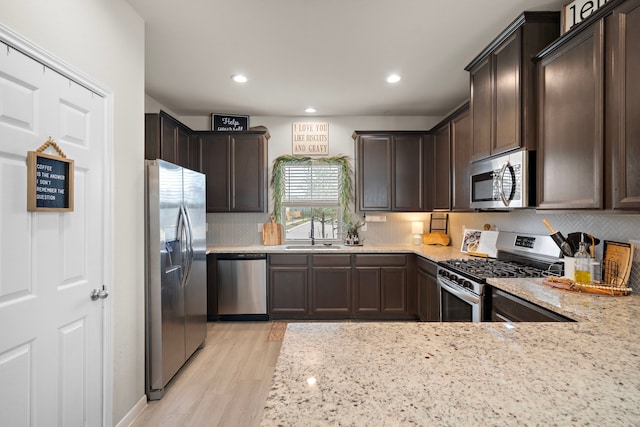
[270,154,354,224]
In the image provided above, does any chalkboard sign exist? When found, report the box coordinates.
[211,113,249,132]
[27,151,74,212]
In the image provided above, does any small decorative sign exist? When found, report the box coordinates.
[563,0,609,33]
[211,113,249,132]
[27,138,74,212]
[292,122,329,156]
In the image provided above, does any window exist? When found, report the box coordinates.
[282,163,342,242]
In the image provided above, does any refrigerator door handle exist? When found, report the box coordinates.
[177,205,189,288]
[182,205,194,287]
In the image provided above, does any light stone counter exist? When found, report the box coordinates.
[206,243,469,262]
[211,243,640,425]
[261,273,640,426]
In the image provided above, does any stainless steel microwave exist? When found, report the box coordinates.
[469,149,535,209]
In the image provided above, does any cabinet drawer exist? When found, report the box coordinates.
[312,254,351,266]
[269,254,308,266]
[417,256,437,276]
[354,254,406,267]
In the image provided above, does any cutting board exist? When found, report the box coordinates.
[262,216,283,246]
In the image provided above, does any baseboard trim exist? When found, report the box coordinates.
[115,394,147,427]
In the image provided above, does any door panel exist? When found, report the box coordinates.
[0,41,106,426]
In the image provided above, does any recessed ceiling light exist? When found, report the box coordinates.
[231,74,248,83]
[305,107,317,113]
[386,74,401,83]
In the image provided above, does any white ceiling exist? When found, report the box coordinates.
[126,0,566,117]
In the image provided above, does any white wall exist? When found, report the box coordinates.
[0,1,145,424]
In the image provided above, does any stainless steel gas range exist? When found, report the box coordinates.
[437,231,563,322]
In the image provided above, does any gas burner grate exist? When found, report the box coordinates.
[442,258,548,280]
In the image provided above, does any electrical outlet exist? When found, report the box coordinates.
[258,223,263,233]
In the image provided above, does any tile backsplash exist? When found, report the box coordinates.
[207,210,640,290]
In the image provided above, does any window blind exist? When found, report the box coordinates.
[283,164,340,204]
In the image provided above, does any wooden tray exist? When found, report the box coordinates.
[543,277,632,296]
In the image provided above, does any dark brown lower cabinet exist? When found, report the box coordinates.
[353,254,413,319]
[268,253,416,320]
[311,268,351,316]
[490,287,573,322]
[268,254,308,316]
[417,257,439,322]
[310,254,352,316]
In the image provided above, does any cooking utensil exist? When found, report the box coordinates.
[262,215,283,246]
[567,232,600,257]
[542,219,574,257]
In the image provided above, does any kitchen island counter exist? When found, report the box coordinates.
[262,282,640,426]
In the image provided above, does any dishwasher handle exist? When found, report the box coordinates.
[216,253,267,261]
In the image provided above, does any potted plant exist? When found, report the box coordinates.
[344,216,365,245]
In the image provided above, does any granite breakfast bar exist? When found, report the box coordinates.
[259,273,640,426]
[208,244,640,425]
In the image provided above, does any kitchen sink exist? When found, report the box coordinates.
[284,244,343,250]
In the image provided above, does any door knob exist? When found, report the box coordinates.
[90,286,109,301]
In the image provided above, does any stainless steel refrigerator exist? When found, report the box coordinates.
[145,159,207,400]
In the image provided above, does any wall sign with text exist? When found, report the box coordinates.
[27,139,74,212]
[292,122,329,156]
[211,113,249,131]
[563,0,609,33]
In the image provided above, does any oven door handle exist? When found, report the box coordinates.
[438,278,481,305]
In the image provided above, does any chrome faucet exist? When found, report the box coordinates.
[310,216,315,245]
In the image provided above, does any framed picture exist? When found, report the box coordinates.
[211,113,249,131]
[27,150,74,212]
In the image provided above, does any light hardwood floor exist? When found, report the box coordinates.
[131,322,282,427]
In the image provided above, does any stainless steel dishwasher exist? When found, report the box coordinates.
[217,253,268,320]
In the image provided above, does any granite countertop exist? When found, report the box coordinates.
[206,243,469,262]
[257,243,640,425]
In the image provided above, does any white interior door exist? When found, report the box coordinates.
[0,40,108,426]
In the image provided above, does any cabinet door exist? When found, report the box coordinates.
[380,267,406,313]
[538,21,604,209]
[357,136,392,211]
[393,135,424,211]
[493,30,521,155]
[417,268,439,322]
[353,268,381,314]
[607,0,640,209]
[433,124,451,210]
[310,268,351,316]
[160,115,178,164]
[470,57,492,160]
[451,107,472,211]
[187,133,200,172]
[269,267,308,314]
[175,126,190,168]
[230,134,266,212]
[200,134,230,212]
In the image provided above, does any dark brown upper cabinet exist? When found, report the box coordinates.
[431,124,451,211]
[145,111,198,170]
[198,130,269,213]
[451,104,472,211]
[537,21,604,209]
[423,102,471,212]
[353,131,426,212]
[465,12,560,162]
[605,0,640,209]
[536,0,639,211]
